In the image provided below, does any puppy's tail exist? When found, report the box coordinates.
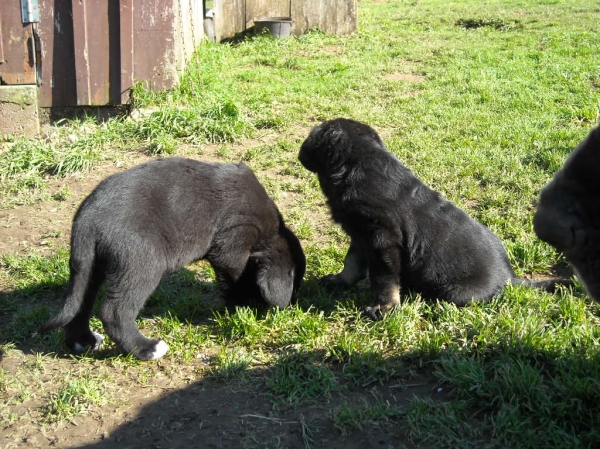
[38,232,96,334]
[511,277,573,293]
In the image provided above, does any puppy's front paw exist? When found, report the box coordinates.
[319,274,348,290]
[149,340,169,360]
[90,332,105,350]
[363,305,384,321]
[364,299,400,320]
[72,332,105,353]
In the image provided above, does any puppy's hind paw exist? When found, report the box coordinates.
[132,339,170,361]
[150,340,170,360]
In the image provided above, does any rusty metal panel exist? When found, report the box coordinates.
[131,1,179,92]
[72,0,111,105]
[37,0,77,107]
[0,21,4,63]
[176,0,204,70]
[0,2,36,85]
[36,0,196,108]
[120,0,134,104]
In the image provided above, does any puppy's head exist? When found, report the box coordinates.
[254,220,306,309]
[534,125,600,301]
[299,118,384,175]
[558,125,600,194]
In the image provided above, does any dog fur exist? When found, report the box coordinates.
[38,157,306,360]
[299,118,570,319]
[534,126,600,301]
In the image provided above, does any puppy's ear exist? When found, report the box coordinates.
[281,224,306,295]
[298,124,324,172]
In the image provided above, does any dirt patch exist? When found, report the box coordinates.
[383,73,426,83]
[0,155,151,257]
[0,130,299,258]
[1,357,439,449]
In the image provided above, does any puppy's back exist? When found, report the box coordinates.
[78,158,268,220]
[73,158,279,266]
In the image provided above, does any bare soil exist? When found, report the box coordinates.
[0,161,140,257]
[2,348,439,448]
[382,73,425,83]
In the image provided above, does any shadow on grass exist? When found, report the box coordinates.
[0,267,249,360]
[42,346,436,449]
[0,269,339,362]
[28,338,600,449]
[4,262,600,446]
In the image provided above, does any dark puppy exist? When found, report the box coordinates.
[534,126,600,301]
[39,157,305,360]
[299,118,569,319]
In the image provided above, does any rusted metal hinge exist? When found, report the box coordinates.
[21,0,42,86]
[21,0,40,24]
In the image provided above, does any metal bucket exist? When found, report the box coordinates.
[254,17,293,38]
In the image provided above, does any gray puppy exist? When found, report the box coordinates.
[39,157,305,360]
[534,126,600,301]
[300,118,570,319]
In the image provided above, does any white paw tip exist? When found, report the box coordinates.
[149,340,169,360]
[92,332,105,350]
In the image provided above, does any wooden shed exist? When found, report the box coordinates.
[0,0,357,135]
[213,0,358,42]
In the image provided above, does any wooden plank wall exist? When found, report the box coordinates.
[214,0,245,42]
[291,0,358,36]
[214,0,357,41]
[245,0,291,28]
[37,0,204,107]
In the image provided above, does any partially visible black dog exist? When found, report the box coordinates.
[299,118,570,319]
[534,126,600,302]
[39,158,306,360]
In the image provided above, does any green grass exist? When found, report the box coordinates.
[209,347,253,384]
[44,373,110,422]
[1,0,600,446]
[333,397,405,436]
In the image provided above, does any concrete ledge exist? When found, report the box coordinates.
[0,85,40,137]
